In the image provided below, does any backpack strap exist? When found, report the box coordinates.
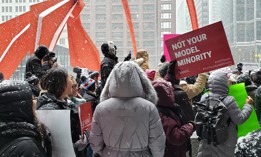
[0,137,34,155]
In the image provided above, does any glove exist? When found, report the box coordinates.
[124,51,132,61]
[160,55,166,63]
[74,134,88,151]
[168,60,177,74]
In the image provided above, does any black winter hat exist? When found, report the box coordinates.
[158,62,169,78]
[237,73,252,86]
[34,45,49,59]
[0,81,34,124]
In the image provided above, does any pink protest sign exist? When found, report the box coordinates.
[165,21,234,79]
[163,34,179,61]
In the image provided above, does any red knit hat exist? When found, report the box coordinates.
[152,80,175,107]
[145,69,156,81]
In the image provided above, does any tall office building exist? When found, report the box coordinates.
[216,0,261,64]
[177,0,261,65]
[58,0,177,69]
[0,0,42,23]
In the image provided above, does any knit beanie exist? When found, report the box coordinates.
[152,80,174,107]
[158,62,169,78]
[0,81,34,124]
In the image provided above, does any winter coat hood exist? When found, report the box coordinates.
[0,81,34,124]
[100,61,158,104]
[207,70,229,96]
[152,80,174,108]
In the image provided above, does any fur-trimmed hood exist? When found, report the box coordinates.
[100,61,158,104]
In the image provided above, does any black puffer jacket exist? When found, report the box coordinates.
[36,92,67,110]
[25,46,48,79]
[0,81,47,157]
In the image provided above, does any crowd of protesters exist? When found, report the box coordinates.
[0,41,261,157]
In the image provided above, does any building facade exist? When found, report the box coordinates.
[177,0,261,66]
[58,0,176,69]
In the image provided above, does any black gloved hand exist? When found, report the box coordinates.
[160,55,166,63]
[168,60,177,74]
[124,51,132,61]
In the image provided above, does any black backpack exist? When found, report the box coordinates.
[194,96,230,145]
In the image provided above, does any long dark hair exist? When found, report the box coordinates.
[40,67,68,99]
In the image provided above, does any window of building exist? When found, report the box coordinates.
[23,6,26,12]
[257,1,261,18]
[246,22,254,41]
[143,5,154,12]
[112,5,123,12]
[15,6,18,12]
[236,0,245,21]
[246,0,254,20]
[5,6,8,12]
[95,5,106,12]
[257,20,261,40]
[2,16,5,21]
[161,13,171,19]
[112,23,123,30]
[143,32,154,39]
[96,14,106,20]
[1,0,4,3]
[161,22,171,29]
[19,6,22,12]
[112,0,120,2]
[80,14,90,21]
[127,40,139,47]
[96,32,106,39]
[143,0,155,2]
[60,38,65,45]
[113,41,123,48]
[143,41,154,47]
[237,23,245,42]
[161,4,171,10]
[130,5,138,12]
[161,31,171,38]
[127,32,139,38]
[1,7,4,12]
[131,14,139,20]
[9,6,12,12]
[82,23,90,30]
[143,22,154,30]
[133,23,139,29]
[143,14,155,20]
[96,23,106,29]
[112,14,123,20]
[112,32,123,39]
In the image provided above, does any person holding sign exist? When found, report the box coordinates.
[197,70,253,157]
[36,67,88,157]
[89,61,166,157]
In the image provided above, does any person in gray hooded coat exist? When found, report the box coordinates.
[89,61,166,157]
[197,70,253,157]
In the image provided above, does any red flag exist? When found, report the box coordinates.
[67,1,101,71]
[122,0,137,57]
[186,0,199,30]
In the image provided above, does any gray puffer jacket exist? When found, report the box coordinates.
[89,61,166,157]
[197,70,252,157]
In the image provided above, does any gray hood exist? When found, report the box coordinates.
[208,70,229,97]
[100,61,158,104]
